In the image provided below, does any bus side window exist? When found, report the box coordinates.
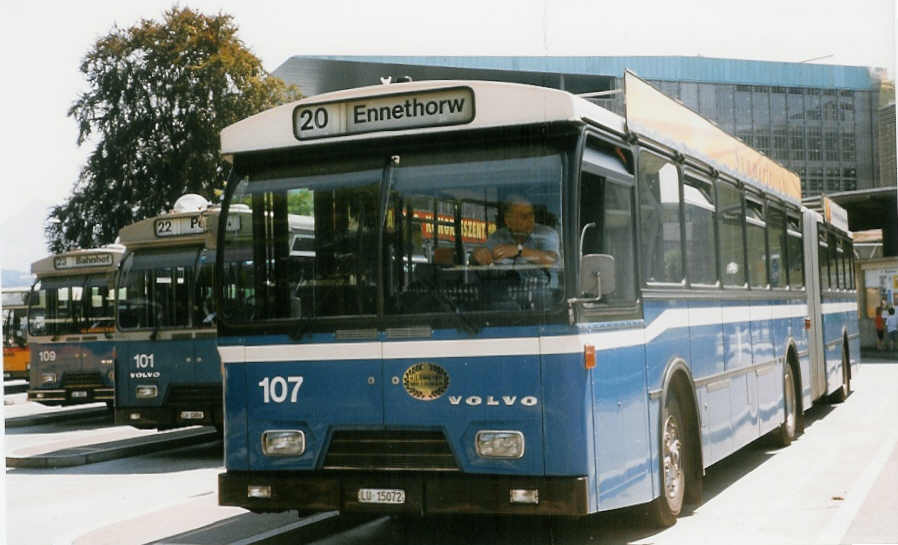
[786,213,804,289]
[717,179,746,287]
[579,144,636,303]
[683,174,717,286]
[766,202,787,288]
[745,194,767,288]
[638,151,682,284]
[819,229,830,291]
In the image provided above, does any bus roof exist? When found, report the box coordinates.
[118,208,222,250]
[30,246,125,278]
[221,77,803,206]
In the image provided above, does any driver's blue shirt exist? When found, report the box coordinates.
[484,225,559,264]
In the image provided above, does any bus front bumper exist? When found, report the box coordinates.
[115,406,222,430]
[219,471,589,516]
[27,387,112,405]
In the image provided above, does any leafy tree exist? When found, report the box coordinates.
[46,6,300,252]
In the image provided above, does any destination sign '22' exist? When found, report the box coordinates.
[293,87,474,140]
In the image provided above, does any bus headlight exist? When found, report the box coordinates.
[475,430,525,459]
[135,385,158,399]
[40,373,57,385]
[261,430,305,456]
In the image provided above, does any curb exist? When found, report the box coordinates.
[6,427,219,468]
[4,406,112,428]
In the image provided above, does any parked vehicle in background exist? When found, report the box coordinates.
[27,246,124,405]
[3,287,32,380]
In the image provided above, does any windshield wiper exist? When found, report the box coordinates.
[418,276,480,335]
[376,156,399,318]
[288,285,339,341]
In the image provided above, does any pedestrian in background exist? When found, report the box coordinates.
[874,306,885,351]
[887,307,898,352]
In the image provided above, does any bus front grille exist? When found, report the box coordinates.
[62,372,104,387]
[323,430,459,471]
[166,385,221,406]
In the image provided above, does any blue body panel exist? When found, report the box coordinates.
[221,292,857,513]
[115,333,221,428]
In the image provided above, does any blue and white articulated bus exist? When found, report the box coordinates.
[26,246,124,406]
[213,73,858,525]
[113,194,229,430]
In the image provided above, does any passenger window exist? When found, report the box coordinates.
[717,180,745,286]
[786,214,804,289]
[830,234,842,289]
[579,145,636,304]
[766,203,787,288]
[819,230,830,290]
[683,175,716,285]
[745,196,767,287]
[639,151,682,283]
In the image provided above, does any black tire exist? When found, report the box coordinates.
[828,345,850,403]
[773,363,798,447]
[648,393,686,527]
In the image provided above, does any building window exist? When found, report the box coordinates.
[826,168,841,191]
[825,130,839,161]
[823,90,838,122]
[807,127,822,161]
[806,89,822,121]
[788,87,805,121]
[842,133,856,161]
[843,168,857,190]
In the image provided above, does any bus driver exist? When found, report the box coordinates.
[473,196,559,266]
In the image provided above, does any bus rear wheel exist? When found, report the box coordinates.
[773,363,798,447]
[829,344,850,403]
[648,393,686,527]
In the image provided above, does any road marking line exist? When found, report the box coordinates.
[815,431,898,544]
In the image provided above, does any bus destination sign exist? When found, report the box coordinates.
[293,87,475,140]
[155,214,240,238]
[54,253,114,270]
[155,214,206,237]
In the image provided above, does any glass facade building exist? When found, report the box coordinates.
[274,56,887,197]
[598,80,875,196]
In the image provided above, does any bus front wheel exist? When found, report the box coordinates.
[648,393,686,527]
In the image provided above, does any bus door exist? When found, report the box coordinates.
[378,158,553,476]
[79,274,116,396]
[802,211,826,399]
[28,277,86,399]
[225,178,387,471]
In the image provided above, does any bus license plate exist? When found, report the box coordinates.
[71,390,87,398]
[357,488,405,504]
[180,411,204,420]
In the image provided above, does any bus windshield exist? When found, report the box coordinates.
[27,275,114,337]
[220,141,566,327]
[117,247,205,330]
[3,307,27,348]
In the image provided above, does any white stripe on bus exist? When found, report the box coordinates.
[219,301,856,363]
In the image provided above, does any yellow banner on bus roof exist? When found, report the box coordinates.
[624,71,801,201]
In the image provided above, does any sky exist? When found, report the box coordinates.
[0,0,895,275]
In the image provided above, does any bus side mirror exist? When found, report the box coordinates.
[579,254,615,297]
